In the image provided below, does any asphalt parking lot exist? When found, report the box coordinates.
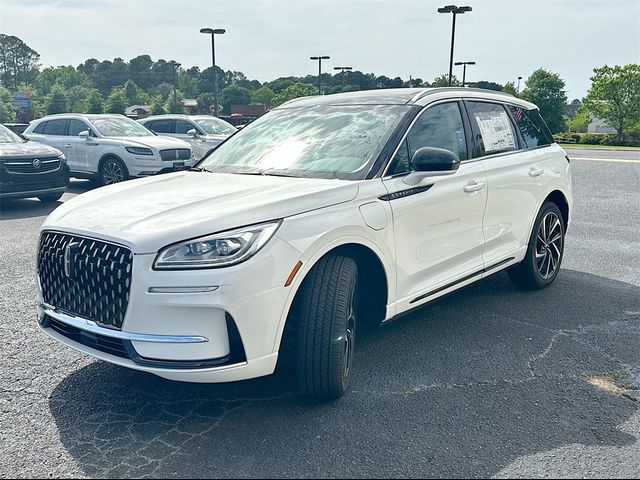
[1,147,639,478]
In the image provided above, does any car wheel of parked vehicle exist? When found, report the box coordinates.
[100,157,128,186]
[37,193,63,203]
[508,201,565,289]
[295,255,358,399]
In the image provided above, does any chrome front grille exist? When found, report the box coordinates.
[38,232,133,330]
[159,149,191,161]
[3,157,60,174]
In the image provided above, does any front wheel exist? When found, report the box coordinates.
[37,192,63,203]
[508,201,565,289]
[99,157,129,186]
[294,255,358,399]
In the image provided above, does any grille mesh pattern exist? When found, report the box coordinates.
[38,232,133,330]
[159,149,191,161]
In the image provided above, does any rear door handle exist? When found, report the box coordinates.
[529,167,544,177]
[463,181,485,193]
[64,144,72,148]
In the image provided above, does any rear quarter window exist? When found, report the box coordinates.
[33,121,46,134]
[509,106,553,148]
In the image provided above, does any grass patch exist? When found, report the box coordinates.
[560,143,640,151]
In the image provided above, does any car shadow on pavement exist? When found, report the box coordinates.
[48,269,640,478]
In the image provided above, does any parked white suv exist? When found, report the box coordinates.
[36,88,572,398]
[24,114,194,185]
[139,115,237,160]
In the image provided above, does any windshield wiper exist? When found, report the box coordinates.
[189,166,214,173]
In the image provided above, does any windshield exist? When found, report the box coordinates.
[195,118,237,135]
[200,104,409,180]
[0,124,25,144]
[90,117,152,137]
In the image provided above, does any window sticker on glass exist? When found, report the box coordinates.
[474,110,516,154]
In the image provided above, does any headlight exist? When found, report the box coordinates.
[125,146,153,156]
[57,154,66,162]
[154,220,282,270]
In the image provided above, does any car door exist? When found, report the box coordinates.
[38,119,69,153]
[64,119,93,172]
[382,101,488,309]
[464,100,547,267]
[175,119,205,158]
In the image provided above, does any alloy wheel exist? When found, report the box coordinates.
[102,161,124,185]
[535,211,563,279]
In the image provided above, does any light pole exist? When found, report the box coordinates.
[438,5,472,87]
[200,27,226,116]
[310,56,330,95]
[333,66,353,90]
[454,61,475,87]
[169,61,181,112]
[517,76,522,93]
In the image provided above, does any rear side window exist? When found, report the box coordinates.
[33,121,46,134]
[387,102,468,175]
[146,119,173,133]
[509,106,552,148]
[466,101,517,157]
[42,119,68,136]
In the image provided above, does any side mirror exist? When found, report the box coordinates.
[19,134,29,142]
[79,130,90,139]
[403,147,460,186]
[186,129,198,137]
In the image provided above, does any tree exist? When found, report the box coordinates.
[123,79,148,105]
[165,90,185,114]
[271,83,317,107]
[104,88,127,114]
[432,74,459,87]
[129,54,154,89]
[35,66,91,96]
[472,80,503,91]
[567,106,590,133]
[45,84,70,114]
[220,85,251,114]
[0,34,40,90]
[0,87,17,122]
[502,82,518,96]
[86,89,104,114]
[150,95,167,115]
[521,68,567,133]
[582,64,640,140]
[251,86,274,106]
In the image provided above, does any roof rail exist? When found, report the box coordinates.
[411,87,516,103]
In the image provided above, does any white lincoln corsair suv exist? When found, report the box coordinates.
[36,88,572,398]
[24,114,194,185]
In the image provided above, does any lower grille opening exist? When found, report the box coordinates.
[46,316,129,359]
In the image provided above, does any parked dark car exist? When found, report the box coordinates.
[0,123,69,203]
[2,123,30,135]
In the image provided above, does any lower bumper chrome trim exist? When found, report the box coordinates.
[40,305,209,344]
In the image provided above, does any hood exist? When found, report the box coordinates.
[202,134,229,144]
[108,135,191,150]
[0,140,62,159]
[43,171,359,253]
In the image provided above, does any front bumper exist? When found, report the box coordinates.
[0,162,69,199]
[36,234,303,383]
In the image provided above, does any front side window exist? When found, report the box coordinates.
[200,104,410,180]
[43,119,68,136]
[387,102,468,175]
[194,118,237,135]
[90,117,152,137]
[175,120,197,134]
[466,101,518,157]
[68,119,90,136]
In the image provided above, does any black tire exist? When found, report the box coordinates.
[37,193,63,203]
[99,157,129,186]
[294,255,358,399]
[508,201,565,289]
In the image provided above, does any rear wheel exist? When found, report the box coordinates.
[37,193,63,203]
[294,255,358,399]
[508,201,565,289]
[99,157,128,186]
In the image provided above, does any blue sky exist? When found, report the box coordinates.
[1,0,639,98]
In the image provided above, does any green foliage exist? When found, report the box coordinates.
[521,69,567,133]
[251,86,274,106]
[271,83,317,107]
[35,66,91,96]
[267,77,296,94]
[165,90,185,114]
[45,84,70,114]
[472,81,503,91]
[104,88,127,114]
[197,92,216,114]
[502,82,518,96]
[150,95,167,115]
[0,87,17,122]
[582,64,640,139]
[123,79,149,105]
[0,34,40,90]
[567,106,590,133]
[432,74,459,87]
[220,85,252,114]
[556,132,640,147]
[86,89,104,114]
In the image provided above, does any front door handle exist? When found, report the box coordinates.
[463,181,485,193]
[529,167,544,177]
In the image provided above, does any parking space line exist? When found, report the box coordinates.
[570,157,640,164]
